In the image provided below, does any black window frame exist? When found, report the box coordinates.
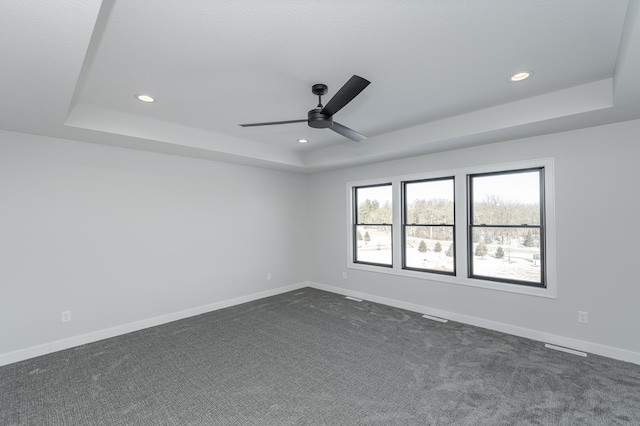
[353,183,393,268]
[402,176,456,276]
[467,167,546,288]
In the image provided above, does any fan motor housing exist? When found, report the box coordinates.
[308,109,333,128]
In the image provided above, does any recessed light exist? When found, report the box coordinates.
[298,138,308,144]
[136,94,155,103]
[509,71,532,82]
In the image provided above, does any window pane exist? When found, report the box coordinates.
[356,185,392,224]
[470,227,541,284]
[355,225,392,265]
[472,171,540,225]
[405,179,454,225]
[405,226,454,273]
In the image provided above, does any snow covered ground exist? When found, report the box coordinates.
[356,228,540,283]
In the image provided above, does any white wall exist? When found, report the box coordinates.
[308,119,640,363]
[0,131,309,361]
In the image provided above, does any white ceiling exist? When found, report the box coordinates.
[2,0,639,173]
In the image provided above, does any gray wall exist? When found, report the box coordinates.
[308,119,640,360]
[0,131,309,358]
[2,118,639,364]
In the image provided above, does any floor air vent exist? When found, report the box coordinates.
[544,343,587,357]
[422,314,448,323]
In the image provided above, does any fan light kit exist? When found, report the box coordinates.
[239,75,370,142]
[136,94,155,102]
[509,71,532,82]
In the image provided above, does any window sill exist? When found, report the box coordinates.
[347,261,556,299]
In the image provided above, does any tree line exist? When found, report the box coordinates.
[359,195,540,248]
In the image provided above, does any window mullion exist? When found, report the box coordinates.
[392,181,402,270]
[455,173,468,278]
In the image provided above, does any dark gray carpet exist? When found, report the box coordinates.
[1,288,639,425]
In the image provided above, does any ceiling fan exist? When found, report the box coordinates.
[239,75,370,142]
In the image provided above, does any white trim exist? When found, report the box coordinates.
[308,281,640,366]
[0,282,307,367]
[346,157,557,299]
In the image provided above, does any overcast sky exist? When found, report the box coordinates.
[357,170,540,206]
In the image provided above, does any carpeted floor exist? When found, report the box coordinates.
[1,288,639,425]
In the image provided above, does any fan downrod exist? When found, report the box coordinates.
[309,83,332,128]
[312,83,328,108]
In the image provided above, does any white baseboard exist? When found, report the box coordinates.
[308,281,640,366]
[0,282,307,367]
[5,281,638,367]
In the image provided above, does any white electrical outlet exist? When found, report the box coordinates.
[266,272,271,281]
[578,311,588,324]
[61,310,71,323]
[342,272,347,279]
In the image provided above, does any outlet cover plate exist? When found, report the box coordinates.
[578,311,588,324]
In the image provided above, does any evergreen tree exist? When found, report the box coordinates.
[364,231,371,242]
[357,231,363,241]
[495,246,504,259]
[445,244,453,257]
[418,240,427,253]
[523,231,535,247]
[475,241,488,258]
[434,241,442,253]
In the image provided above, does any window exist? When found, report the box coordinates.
[353,184,393,267]
[403,177,455,274]
[468,168,545,287]
[347,159,555,298]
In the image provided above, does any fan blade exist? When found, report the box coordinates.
[239,119,306,127]
[320,75,370,117]
[331,122,367,142]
